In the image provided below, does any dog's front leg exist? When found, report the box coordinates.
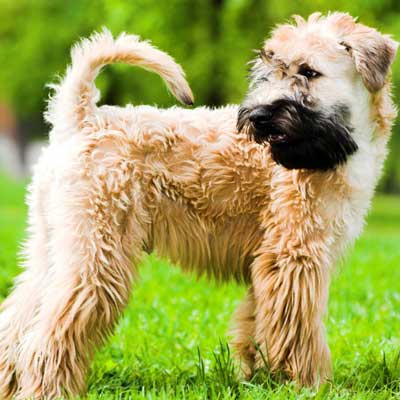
[251,244,332,387]
[13,179,147,399]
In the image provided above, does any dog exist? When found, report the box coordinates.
[0,12,397,398]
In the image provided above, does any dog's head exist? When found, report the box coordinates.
[237,12,398,171]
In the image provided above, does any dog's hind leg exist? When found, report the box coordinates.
[14,172,148,399]
[0,166,52,399]
[230,287,256,378]
[0,259,49,399]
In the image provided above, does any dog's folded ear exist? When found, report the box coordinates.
[342,26,398,92]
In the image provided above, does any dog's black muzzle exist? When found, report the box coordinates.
[240,99,358,171]
[249,107,273,129]
[249,103,295,145]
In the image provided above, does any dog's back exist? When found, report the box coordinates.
[86,103,271,282]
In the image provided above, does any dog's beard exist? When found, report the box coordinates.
[237,99,358,171]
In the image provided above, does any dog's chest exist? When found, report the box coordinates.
[323,147,380,260]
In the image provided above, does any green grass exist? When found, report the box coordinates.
[0,174,400,399]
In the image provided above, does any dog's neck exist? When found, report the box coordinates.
[349,90,395,189]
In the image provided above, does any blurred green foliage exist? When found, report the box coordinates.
[0,0,399,191]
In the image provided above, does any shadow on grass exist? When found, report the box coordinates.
[333,351,400,394]
[87,342,314,398]
[87,342,400,398]
[87,342,286,398]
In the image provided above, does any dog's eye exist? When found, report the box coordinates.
[260,49,274,62]
[298,65,322,79]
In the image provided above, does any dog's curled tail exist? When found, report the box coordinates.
[45,28,194,132]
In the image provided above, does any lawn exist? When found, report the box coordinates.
[0,174,399,399]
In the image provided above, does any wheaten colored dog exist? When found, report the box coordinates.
[0,12,398,398]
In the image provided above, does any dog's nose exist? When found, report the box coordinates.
[249,107,273,128]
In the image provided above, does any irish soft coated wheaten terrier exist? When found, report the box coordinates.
[0,12,398,398]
